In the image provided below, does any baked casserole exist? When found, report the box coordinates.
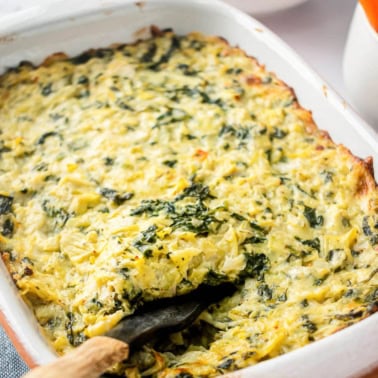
[0,29,377,377]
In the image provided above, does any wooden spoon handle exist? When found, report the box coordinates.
[23,336,129,378]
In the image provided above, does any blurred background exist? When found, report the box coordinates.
[0,0,375,377]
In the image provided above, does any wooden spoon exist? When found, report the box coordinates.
[23,283,236,378]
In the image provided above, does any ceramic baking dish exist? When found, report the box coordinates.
[0,1,377,377]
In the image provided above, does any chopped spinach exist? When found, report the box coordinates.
[366,288,378,305]
[362,216,372,236]
[143,249,153,258]
[177,278,194,291]
[342,217,351,227]
[204,270,228,286]
[217,358,234,370]
[185,134,197,140]
[240,253,270,280]
[70,52,92,65]
[41,200,70,228]
[0,140,11,155]
[87,298,103,312]
[122,287,143,308]
[303,206,324,228]
[0,195,13,215]
[131,182,219,235]
[249,221,266,233]
[297,237,320,253]
[265,149,272,163]
[130,199,175,216]
[172,182,219,234]
[99,188,134,205]
[93,48,114,60]
[326,248,343,262]
[269,128,288,140]
[41,83,53,96]
[257,283,273,301]
[301,299,309,307]
[226,68,243,75]
[133,225,158,253]
[370,234,378,245]
[278,292,288,302]
[335,310,363,321]
[168,85,225,108]
[34,162,48,172]
[243,236,266,244]
[189,39,205,50]
[65,312,80,346]
[119,267,130,279]
[103,157,114,166]
[49,113,65,121]
[148,36,180,70]
[314,274,328,286]
[231,213,246,221]
[36,131,62,145]
[320,170,333,183]
[154,108,190,128]
[170,202,219,235]
[174,182,214,202]
[116,100,134,111]
[302,315,317,333]
[162,160,177,168]
[104,295,124,315]
[219,124,250,140]
[295,184,315,198]
[176,63,197,76]
[75,89,90,99]
[175,373,193,378]
[141,42,157,63]
[44,174,60,183]
[77,75,89,85]
[1,218,14,237]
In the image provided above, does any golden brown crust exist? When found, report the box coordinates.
[41,52,69,67]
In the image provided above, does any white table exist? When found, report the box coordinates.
[257,0,356,97]
[0,1,374,377]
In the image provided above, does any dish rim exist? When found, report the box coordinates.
[0,1,377,376]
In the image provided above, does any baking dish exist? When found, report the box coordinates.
[0,0,377,377]
[222,0,309,15]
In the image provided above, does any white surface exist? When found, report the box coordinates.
[223,0,309,14]
[0,1,377,377]
[343,3,378,127]
[256,0,356,96]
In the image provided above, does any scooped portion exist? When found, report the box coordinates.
[0,29,377,377]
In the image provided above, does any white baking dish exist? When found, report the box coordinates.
[222,0,309,15]
[0,1,377,377]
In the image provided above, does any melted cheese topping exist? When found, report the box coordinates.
[0,31,377,377]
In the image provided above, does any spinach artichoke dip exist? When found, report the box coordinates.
[0,29,377,377]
